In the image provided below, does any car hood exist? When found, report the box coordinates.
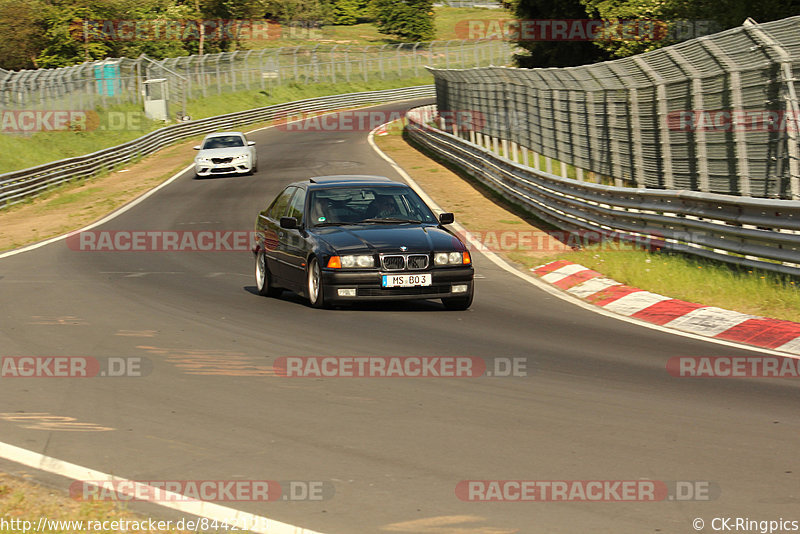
[196,147,249,157]
[315,224,464,254]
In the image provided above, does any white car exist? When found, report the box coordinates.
[193,132,257,177]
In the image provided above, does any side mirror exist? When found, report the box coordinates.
[193,145,201,150]
[247,141,256,146]
[438,212,455,225]
[280,216,298,230]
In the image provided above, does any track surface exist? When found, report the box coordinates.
[1,100,799,533]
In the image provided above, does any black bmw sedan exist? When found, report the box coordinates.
[252,175,474,309]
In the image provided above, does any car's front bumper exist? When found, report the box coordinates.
[320,267,473,302]
[195,160,252,176]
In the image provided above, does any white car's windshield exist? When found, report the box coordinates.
[202,136,245,149]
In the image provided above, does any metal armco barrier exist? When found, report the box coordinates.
[406,105,800,277]
[0,85,434,208]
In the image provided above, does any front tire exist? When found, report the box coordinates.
[441,285,474,310]
[307,258,329,309]
[255,250,281,297]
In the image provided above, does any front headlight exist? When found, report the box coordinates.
[196,157,210,163]
[339,255,376,268]
[232,154,249,161]
[434,251,471,266]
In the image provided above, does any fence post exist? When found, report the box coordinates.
[743,19,800,199]
[666,47,710,192]
[633,56,675,189]
[698,39,750,196]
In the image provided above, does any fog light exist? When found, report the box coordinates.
[452,284,468,294]
[337,288,357,297]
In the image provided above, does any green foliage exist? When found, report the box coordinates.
[1,0,273,69]
[0,0,49,70]
[330,0,367,25]
[261,0,333,25]
[581,0,800,59]
[510,0,609,68]
[370,0,435,42]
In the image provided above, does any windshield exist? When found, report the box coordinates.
[202,135,245,149]
[307,186,438,227]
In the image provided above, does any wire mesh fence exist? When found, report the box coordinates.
[430,16,800,199]
[0,40,510,118]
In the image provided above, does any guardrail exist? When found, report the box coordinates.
[406,105,800,277]
[0,85,434,209]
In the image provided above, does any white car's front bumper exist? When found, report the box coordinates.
[195,157,253,176]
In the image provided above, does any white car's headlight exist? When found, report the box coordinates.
[340,255,375,268]
[232,154,249,161]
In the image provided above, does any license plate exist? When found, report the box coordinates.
[382,274,432,288]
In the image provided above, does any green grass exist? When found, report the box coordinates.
[0,103,162,175]
[0,76,433,175]
[527,246,800,323]
[46,187,102,207]
[185,76,433,120]
[244,7,511,48]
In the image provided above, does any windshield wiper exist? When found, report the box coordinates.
[360,217,422,224]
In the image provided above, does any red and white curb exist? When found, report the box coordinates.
[533,260,800,356]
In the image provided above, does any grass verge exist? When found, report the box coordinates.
[0,473,195,534]
[375,124,800,323]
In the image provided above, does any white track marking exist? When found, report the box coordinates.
[776,337,800,354]
[663,307,756,337]
[0,441,325,534]
[538,263,588,283]
[566,278,621,299]
[602,291,672,316]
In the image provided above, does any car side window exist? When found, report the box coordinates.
[287,188,305,226]
[268,187,295,219]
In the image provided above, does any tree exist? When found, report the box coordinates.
[330,0,364,25]
[582,0,800,60]
[370,0,435,42]
[0,0,48,70]
[511,0,610,68]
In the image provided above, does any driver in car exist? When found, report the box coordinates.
[367,195,400,218]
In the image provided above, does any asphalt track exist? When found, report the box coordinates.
[1,99,799,534]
